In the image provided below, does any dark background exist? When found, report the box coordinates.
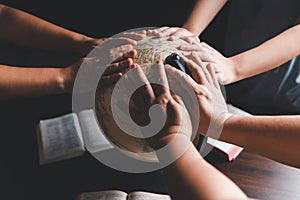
[0,1,230,200]
[0,0,229,44]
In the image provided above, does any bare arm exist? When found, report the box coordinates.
[230,24,300,82]
[160,136,248,200]
[222,115,300,168]
[0,64,65,99]
[182,0,228,36]
[0,4,101,56]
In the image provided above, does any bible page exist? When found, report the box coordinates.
[76,190,127,200]
[37,113,85,164]
[78,109,114,153]
[127,191,171,200]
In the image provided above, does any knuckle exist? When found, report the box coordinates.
[179,72,190,80]
[156,95,169,105]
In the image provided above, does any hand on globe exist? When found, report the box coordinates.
[147,26,200,44]
[73,37,138,93]
[128,61,193,150]
[166,52,231,138]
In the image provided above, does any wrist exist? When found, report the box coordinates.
[225,57,240,85]
[228,56,243,83]
[155,134,193,164]
[182,24,201,37]
[157,134,189,147]
[150,126,192,149]
[43,67,69,95]
[219,114,241,141]
[200,111,233,139]
[56,68,72,94]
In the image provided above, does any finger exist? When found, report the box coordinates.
[179,43,202,51]
[147,26,169,36]
[152,61,172,104]
[182,50,213,62]
[168,94,189,121]
[113,48,136,63]
[129,64,156,106]
[189,52,214,85]
[180,54,208,85]
[109,36,138,45]
[171,93,185,107]
[100,72,123,86]
[103,58,133,76]
[136,30,147,35]
[165,64,208,97]
[180,43,213,61]
[168,30,185,41]
[208,62,220,73]
[183,36,200,44]
[206,63,220,89]
[118,30,147,41]
[200,42,215,52]
[155,27,178,38]
[91,42,134,63]
[159,27,177,36]
[104,37,138,48]
[111,48,137,63]
[180,42,212,51]
[165,64,198,94]
[180,43,213,62]
[169,34,195,44]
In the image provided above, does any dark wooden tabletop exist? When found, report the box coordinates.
[206,149,300,200]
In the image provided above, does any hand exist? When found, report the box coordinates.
[180,42,238,85]
[127,61,193,149]
[78,37,106,56]
[82,29,146,58]
[147,26,200,44]
[60,37,138,93]
[165,52,232,138]
[113,29,147,41]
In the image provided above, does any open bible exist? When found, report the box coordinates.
[36,109,113,165]
[76,190,171,200]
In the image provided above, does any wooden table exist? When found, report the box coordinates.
[206,149,300,200]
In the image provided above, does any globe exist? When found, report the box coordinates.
[94,34,200,162]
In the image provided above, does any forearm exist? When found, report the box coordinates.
[182,0,227,36]
[221,114,300,168]
[0,4,97,55]
[0,65,66,99]
[229,24,300,83]
[158,135,248,200]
